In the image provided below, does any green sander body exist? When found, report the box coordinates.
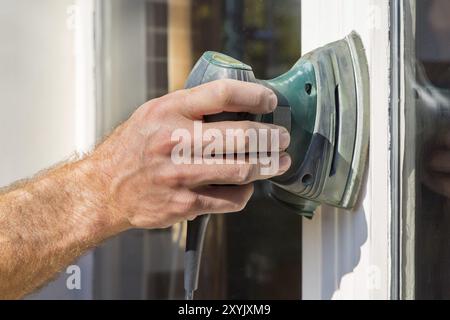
[184,32,370,299]
[186,31,369,216]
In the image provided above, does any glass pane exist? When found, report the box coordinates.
[94,0,302,299]
[401,0,450,299]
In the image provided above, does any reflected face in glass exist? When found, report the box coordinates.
[408,1,450,299]
[423,130,450,202]
[429,0,450,36]
[424,0,450,88]
[417,0,450,204]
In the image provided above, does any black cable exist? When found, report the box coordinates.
[184,214,211,300]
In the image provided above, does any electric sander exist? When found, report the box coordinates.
[184,31,370,299]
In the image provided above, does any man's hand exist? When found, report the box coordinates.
[0,79,290,298]
[89,79,291,230]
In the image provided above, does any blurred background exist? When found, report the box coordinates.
[0,0,302,299]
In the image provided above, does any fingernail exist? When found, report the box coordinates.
[269,92,278,110]
[278,153,292,173]
[280,129,291,150]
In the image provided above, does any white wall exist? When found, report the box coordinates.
[0,0,77,182]
[0,0,93,299]
[301,0,392,299]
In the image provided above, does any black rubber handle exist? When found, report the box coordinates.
[184,215,210,299]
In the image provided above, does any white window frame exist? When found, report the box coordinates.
[301,0,394,300]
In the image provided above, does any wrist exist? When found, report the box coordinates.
[67,157,131,241]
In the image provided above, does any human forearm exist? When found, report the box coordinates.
[0,79,291,299]
[0,157,125,299]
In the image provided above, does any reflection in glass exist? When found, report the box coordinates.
[404,0,450,299]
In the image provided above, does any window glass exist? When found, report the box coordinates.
[401,0,450,299]
[94,0,302,299]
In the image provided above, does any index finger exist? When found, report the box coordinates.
[175,79,278,119]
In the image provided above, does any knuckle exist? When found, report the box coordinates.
[246,183,255,196]
[230,193,250,212]
[161,129,179,153]
[187,214,198,221]
[151,170,169,187]
[142,98,166,119]
[236,200,247,211]
[179,193,199,213]
[214,80,232,106]
[149,90,185,119]
[150,129,177,155]
[235,164,253,184]
[172,167,189,187]
[236,186,254,211]
[152,166,184,188]
[182,88,196,113]
[231,200,246,212]
[254,87,268,106]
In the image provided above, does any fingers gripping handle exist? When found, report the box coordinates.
[183,52,256,300]
[183,51,291,300]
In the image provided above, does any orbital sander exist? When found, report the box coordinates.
[183,31,370,300]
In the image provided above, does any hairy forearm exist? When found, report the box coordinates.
[0,80,289,299]
[0,157,127,299]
